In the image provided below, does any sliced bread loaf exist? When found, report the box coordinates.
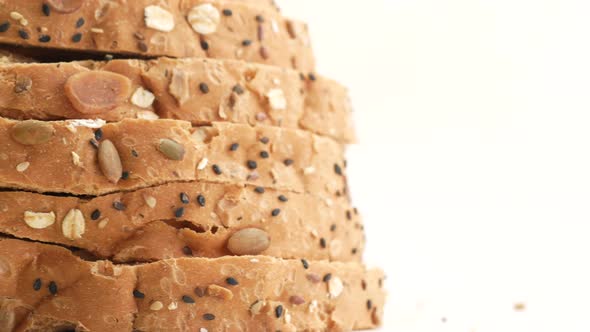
[0,238,385,331]
[0,182,364,263]
[0,0,315,70]
[0,57,354,143]
[0,118,348,197]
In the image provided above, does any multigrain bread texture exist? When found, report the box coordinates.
[0,0,315,71]
[0,182,364,263]
[0,57,355,143]
[0,118,348,197]
[0,239,385,331]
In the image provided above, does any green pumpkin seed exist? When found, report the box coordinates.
[10,120,55,145]
[158,139,185,161]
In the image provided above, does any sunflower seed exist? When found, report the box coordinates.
[98,140,123,184]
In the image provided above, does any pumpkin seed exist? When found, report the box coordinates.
[158,139,185,161]
[227,228,270,255]
[98,139,123,184]
[10,120,55,145]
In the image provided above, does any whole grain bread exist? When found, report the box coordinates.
[0,181,364,263]
[0,238,385,331]
[0,57,354,143]
[0,0,315,71]
[0,118,348,197]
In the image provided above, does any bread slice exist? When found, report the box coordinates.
[0,118,348,197]
[0,57,354,143]
[0,238,385,331]
[0,0,314,71]
[0,181,364,263]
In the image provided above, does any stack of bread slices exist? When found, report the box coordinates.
[0,1,385,331]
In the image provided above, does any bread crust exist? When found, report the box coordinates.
[0,182,364,263]
[0,0,315,71]
[0,57,354,143]
[0,238,385,331]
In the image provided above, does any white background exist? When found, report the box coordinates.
[278,0,590,331]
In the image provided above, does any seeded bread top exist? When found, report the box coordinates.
[0,0,315,71]
[0,239,385,331]
[0,118,348,197]
[0,57,355,143]
[0,182,365,263]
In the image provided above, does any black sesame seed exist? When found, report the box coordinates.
[76,17,85,28]
[42,4,51,16]
[182,246,193,256]
[203,313,216,321]
[330,224,337,232]
[133,289,145,298]
[230,143,239,151]
[182,295,195,304]
[222,9,233,16]
[275,305,284,318]
[33,278,42,291]
[18,29,30,40]
[308,73,317,81]
[121,171,130,180]
[94,128,103,141]
[89,139,99,149]
[38,35,51,43]
[199,82,209,94]
[247,160,258,170]
[323,273,332,282]
[255,15,265,23]
[212,164,222,175]
[226,277,239,286]
[271,208,281,217]
[352,248,358,255]
[283,159,294,166]
[131,149,139,157]
[367,299,373,310]
[113,201,126,211]
[334,164,343,175]
[260,151,269,159]
[301,259,309,269]
[278,195,288,202]
[180,192,190,204]
[346,210,352,220]
[254,187,265,194]
[175,207,185,218]
[320,238,327,249]
[232,84,245,94]
[71,33,82,43]
[0,22,10,33]
[48,281,58,295]
[260,137,270,144]
[197,194,206,207]
[242,39,252,46]
[91,209,101,221]
[200,40,209,51]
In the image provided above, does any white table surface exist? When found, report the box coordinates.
[278,0,590,331]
